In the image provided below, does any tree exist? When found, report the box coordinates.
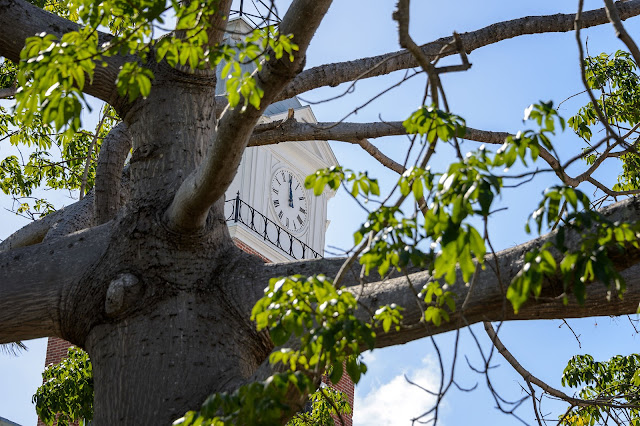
[2,0,640,424]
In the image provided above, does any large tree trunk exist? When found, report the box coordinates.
[52,70,277,424]
[86,259,272,424]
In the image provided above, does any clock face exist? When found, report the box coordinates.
[270,168,309,234]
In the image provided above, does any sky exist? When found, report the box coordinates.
[1,0,640,425]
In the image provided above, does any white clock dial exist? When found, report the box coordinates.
[270,168,309,234]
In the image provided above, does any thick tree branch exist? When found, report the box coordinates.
[0,155,133,252]
[0,211,59,251]
[276,0,640,100]
[250,120,408,172]
[0,0,126,105]
[0,222,113,343]
[249,119,632,195]
[0,193,97,251]
[206,0,233,52]
[248,120,520,147]
[43,191,96,241]
[165,0,334,230]
[94,123,132,225]
[249,120,408,146]
[247,119,570,182]
[247,121,526,175]
[259,197,640,348]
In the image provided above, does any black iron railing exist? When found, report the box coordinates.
[225,192,322,260]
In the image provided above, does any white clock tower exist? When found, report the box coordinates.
[221,18,339,263]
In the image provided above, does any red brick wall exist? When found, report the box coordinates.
[324,366,355,426]
[42,337,73,368]
[233,238,272,263]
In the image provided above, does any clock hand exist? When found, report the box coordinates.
[288,175,294,208]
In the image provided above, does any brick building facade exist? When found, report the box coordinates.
[327,370,355,426]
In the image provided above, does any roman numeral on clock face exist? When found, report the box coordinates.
[278,211,283,219]
[273,200,280,207]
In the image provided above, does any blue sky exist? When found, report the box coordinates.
[2,0,640,425]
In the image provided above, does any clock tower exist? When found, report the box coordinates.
[220,18,338,263]
[223,97,339,263]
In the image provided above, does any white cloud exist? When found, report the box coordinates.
[354,356,443,425]
[360,350,377,366]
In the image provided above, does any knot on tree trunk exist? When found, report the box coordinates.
[105,273,143,317]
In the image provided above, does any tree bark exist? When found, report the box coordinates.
[0,222,112,343]
[0,191,99,252]
[79,228,271,425]
[94,123,132,225]
[0,211,58,251]
[43,191,96,241]
[248,120,510,147]
[87,279,272,425]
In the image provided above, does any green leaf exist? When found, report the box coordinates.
[329,360,343,384]
[346,357,362,384]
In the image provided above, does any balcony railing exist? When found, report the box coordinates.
[225,192,322,260]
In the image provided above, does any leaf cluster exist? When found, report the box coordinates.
[32,347,93,426]
[252,275,374,384]
[13,0,299,134]
[402,106,466,144]
[288,386,351,426]
[570,51,640,142]
[560,354,640,425]
[304,166,380,199]
[0,104,117,217]
[174,371,314,426]
[17,29,97,135]
[568,51,640,192]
